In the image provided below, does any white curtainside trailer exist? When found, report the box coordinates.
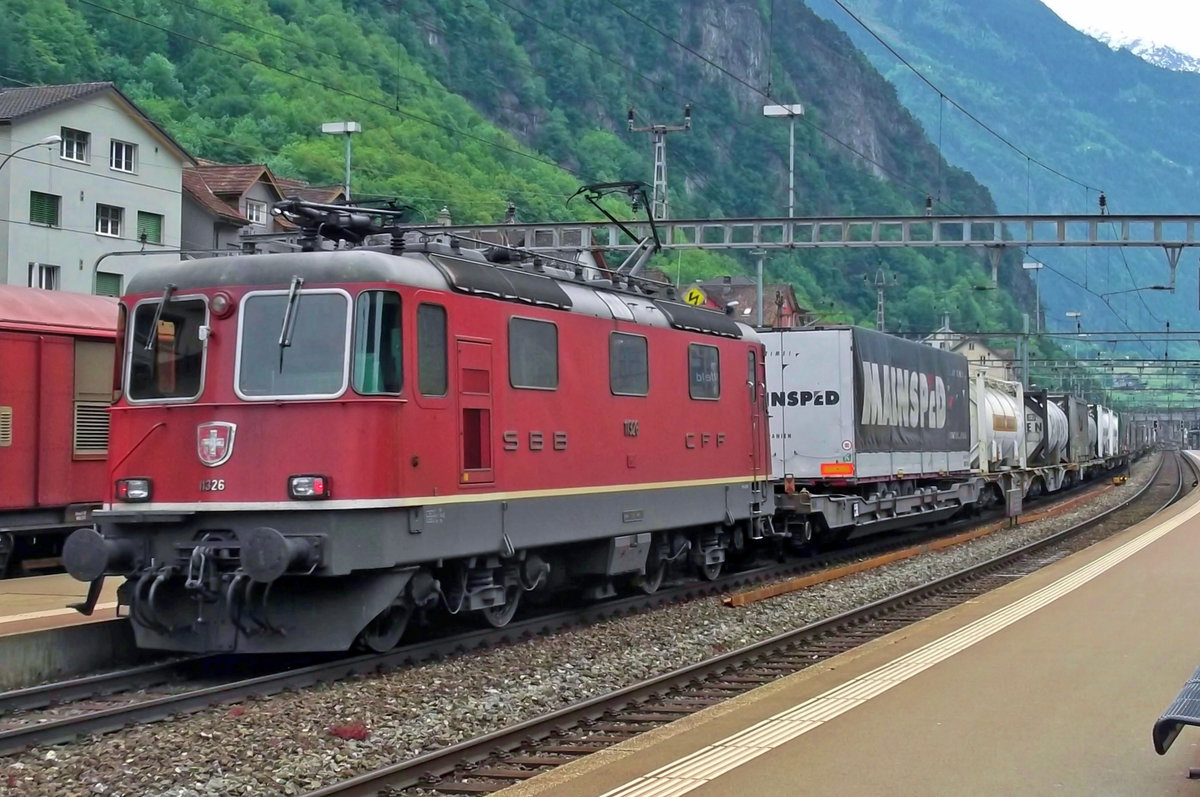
[763,327,981,540]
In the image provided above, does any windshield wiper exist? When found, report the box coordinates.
[144,283,177,352]
[278,275,304,369]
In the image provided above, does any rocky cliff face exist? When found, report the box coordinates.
[432,0,991,214]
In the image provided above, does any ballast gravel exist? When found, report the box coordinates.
[0,457,1161,797]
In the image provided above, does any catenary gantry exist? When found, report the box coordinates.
[423,212,1199,296]
[440,213,1200,250]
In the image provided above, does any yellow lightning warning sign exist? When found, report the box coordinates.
[683,286,707,306]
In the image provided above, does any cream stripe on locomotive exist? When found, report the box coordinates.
[97,474,764,514]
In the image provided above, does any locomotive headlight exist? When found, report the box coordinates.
[116,478,152,502]
[209,291,234,318]
[288,475,330,500]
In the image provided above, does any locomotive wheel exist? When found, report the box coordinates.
[699,560,723,581]
[481,585,521,628]
[358,601,412,653]
[633,560,666,594]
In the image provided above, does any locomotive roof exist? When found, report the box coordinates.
[0,285,118,336]
[125,246,745,339]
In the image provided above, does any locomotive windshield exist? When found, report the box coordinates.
[128,297,206,401]
[236,290,350,398]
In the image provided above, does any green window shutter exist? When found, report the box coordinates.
[136,211,163,244]
[29,192,59,226]
[95,272,122,298]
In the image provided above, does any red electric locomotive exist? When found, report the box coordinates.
[0,285,117,577]
[64,197,773,653]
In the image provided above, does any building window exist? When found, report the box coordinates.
[688,344,720,400]
[31,263,60,290]
[109,140,136,172]
[96,204,122,237]
[610,333,649,396]
[29,191,60,226]
[95,272,123,298]
[61,128,89,162]
[136,211,163,244]
[509,318,558,390]
[418,304,448,396]
[246,200,267,224]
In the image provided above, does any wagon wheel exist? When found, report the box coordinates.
[632,557,666,594]
[357,600,412,652]
[481,584,521,628]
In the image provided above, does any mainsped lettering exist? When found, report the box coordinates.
[859,360,947,429]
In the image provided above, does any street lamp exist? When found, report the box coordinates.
[320,121,361,201]
[1022,260,1043,333]
[0,134,62,174]
[763,104,804,218]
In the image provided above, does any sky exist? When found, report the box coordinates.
[1040,0,1200,57]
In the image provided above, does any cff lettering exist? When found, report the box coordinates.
[769,390,840,408]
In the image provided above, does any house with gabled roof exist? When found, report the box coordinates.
[696,276,811,327]
[181,161,345,254]
[921,315,1015,380]
[0,82,194,294]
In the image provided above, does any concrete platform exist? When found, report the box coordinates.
[0,572,119,636]
[503,454,1200,797]
[0,574,135,690]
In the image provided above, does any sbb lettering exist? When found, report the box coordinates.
[769,390,840,407]
[502,431,569,452]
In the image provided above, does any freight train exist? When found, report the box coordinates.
[763,326,1132,542]
[62,199,1134,653]
[0,286,117,577]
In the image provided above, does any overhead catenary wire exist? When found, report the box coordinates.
[824,0,1104,196]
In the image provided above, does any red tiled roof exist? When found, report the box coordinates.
[182,169,247,225]
[697,280,810,327]
[274,177,345,203]
[190,163,274,197]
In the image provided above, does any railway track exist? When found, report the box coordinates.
[0,457,1162,758]
[299,451,1194,797]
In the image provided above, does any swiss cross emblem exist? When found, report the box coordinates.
[197,422,236,467]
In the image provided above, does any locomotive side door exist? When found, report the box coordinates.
[748,347,768,493]
[456,339,494,485]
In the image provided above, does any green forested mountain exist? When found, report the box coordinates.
[806,0,1200,342]
[4,0,1041,337]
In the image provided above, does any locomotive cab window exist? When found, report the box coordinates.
[128,297,206,401]
[610,332,648,396]
[509,318,558,389]
[237,290,350,399]
[353,291,402,395]
[688,343,720,400]
[418,303,447,396]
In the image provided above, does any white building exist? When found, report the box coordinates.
[0,82,193,295]
[921,316,1015,381]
